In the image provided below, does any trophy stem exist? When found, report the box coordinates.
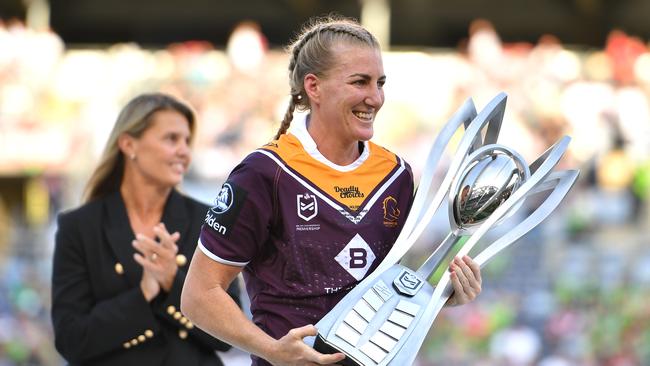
[415,232,461,281]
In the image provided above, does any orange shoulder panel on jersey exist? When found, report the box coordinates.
[261,134,400,211]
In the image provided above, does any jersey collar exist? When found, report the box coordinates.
[290,113,370,172]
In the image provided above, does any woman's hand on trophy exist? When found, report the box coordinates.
[446,255,482,306]
[267,324,345,366]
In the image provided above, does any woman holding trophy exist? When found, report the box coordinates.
[182,16,483,366]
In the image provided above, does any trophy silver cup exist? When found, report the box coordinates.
[312,92,580,365]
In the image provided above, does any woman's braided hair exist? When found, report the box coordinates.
[273,15,380,140]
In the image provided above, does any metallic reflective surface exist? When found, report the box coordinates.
[453,152,526,229]
[313,92,579,366]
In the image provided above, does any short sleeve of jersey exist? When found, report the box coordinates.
[199,153,274,266]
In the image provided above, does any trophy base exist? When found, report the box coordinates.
[314,334,362,366]
[314,266,434,366]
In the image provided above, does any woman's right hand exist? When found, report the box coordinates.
[132,223,180,292]
[267,325,345,366]
[140,267,160,302]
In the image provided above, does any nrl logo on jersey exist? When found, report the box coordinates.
[297,193,318,221]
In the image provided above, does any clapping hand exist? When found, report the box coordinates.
[133,223,180,293]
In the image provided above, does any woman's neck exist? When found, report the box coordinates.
[306,118,360,166]
[120,172,171,236]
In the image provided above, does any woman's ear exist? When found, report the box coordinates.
[304,73,320,105]
[117,133,136,160]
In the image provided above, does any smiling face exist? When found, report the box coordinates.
[309,42,385,145]
[126,109,192,188]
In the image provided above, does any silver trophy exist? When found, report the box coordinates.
[312,92,579,366]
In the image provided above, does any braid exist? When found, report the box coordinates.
[274,95,298,140]
[289,23,372,72]
[274,25,323,140]
[288,25,321,73]
[322,23,370,42]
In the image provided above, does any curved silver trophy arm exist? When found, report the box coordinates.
[382,98,477,269]
[400,98,477,237]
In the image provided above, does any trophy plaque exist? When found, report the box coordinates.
[312,93,579,366]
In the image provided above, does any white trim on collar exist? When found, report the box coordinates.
[289,113,370,172]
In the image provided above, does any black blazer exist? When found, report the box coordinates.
[51,189,240,366]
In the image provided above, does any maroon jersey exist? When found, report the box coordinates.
[199,118,414,356]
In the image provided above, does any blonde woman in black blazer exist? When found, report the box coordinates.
[52,93,240,366]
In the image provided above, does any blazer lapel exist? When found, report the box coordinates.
[104,191,141,287]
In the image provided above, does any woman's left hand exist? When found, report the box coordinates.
[446,255,482,306]
[133,223,180,292]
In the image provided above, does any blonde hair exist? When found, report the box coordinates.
[83,93,196,203]
[273,15,380,140]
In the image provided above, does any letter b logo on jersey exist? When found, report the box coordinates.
[335,234,376,280]
[349,248,367,268]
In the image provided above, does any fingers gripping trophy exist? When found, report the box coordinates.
[312,92,580,366]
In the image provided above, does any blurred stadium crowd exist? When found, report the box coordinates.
[0,17,649,366]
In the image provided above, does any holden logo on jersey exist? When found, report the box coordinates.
[206,182,247,238]
[382,196,400,228]
[297,193,318,221]
[212,183,234,214]
[334,233,376,281]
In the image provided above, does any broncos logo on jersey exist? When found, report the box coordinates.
[382,196,400,228]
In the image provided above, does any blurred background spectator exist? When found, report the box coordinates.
[1,1,649,365]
